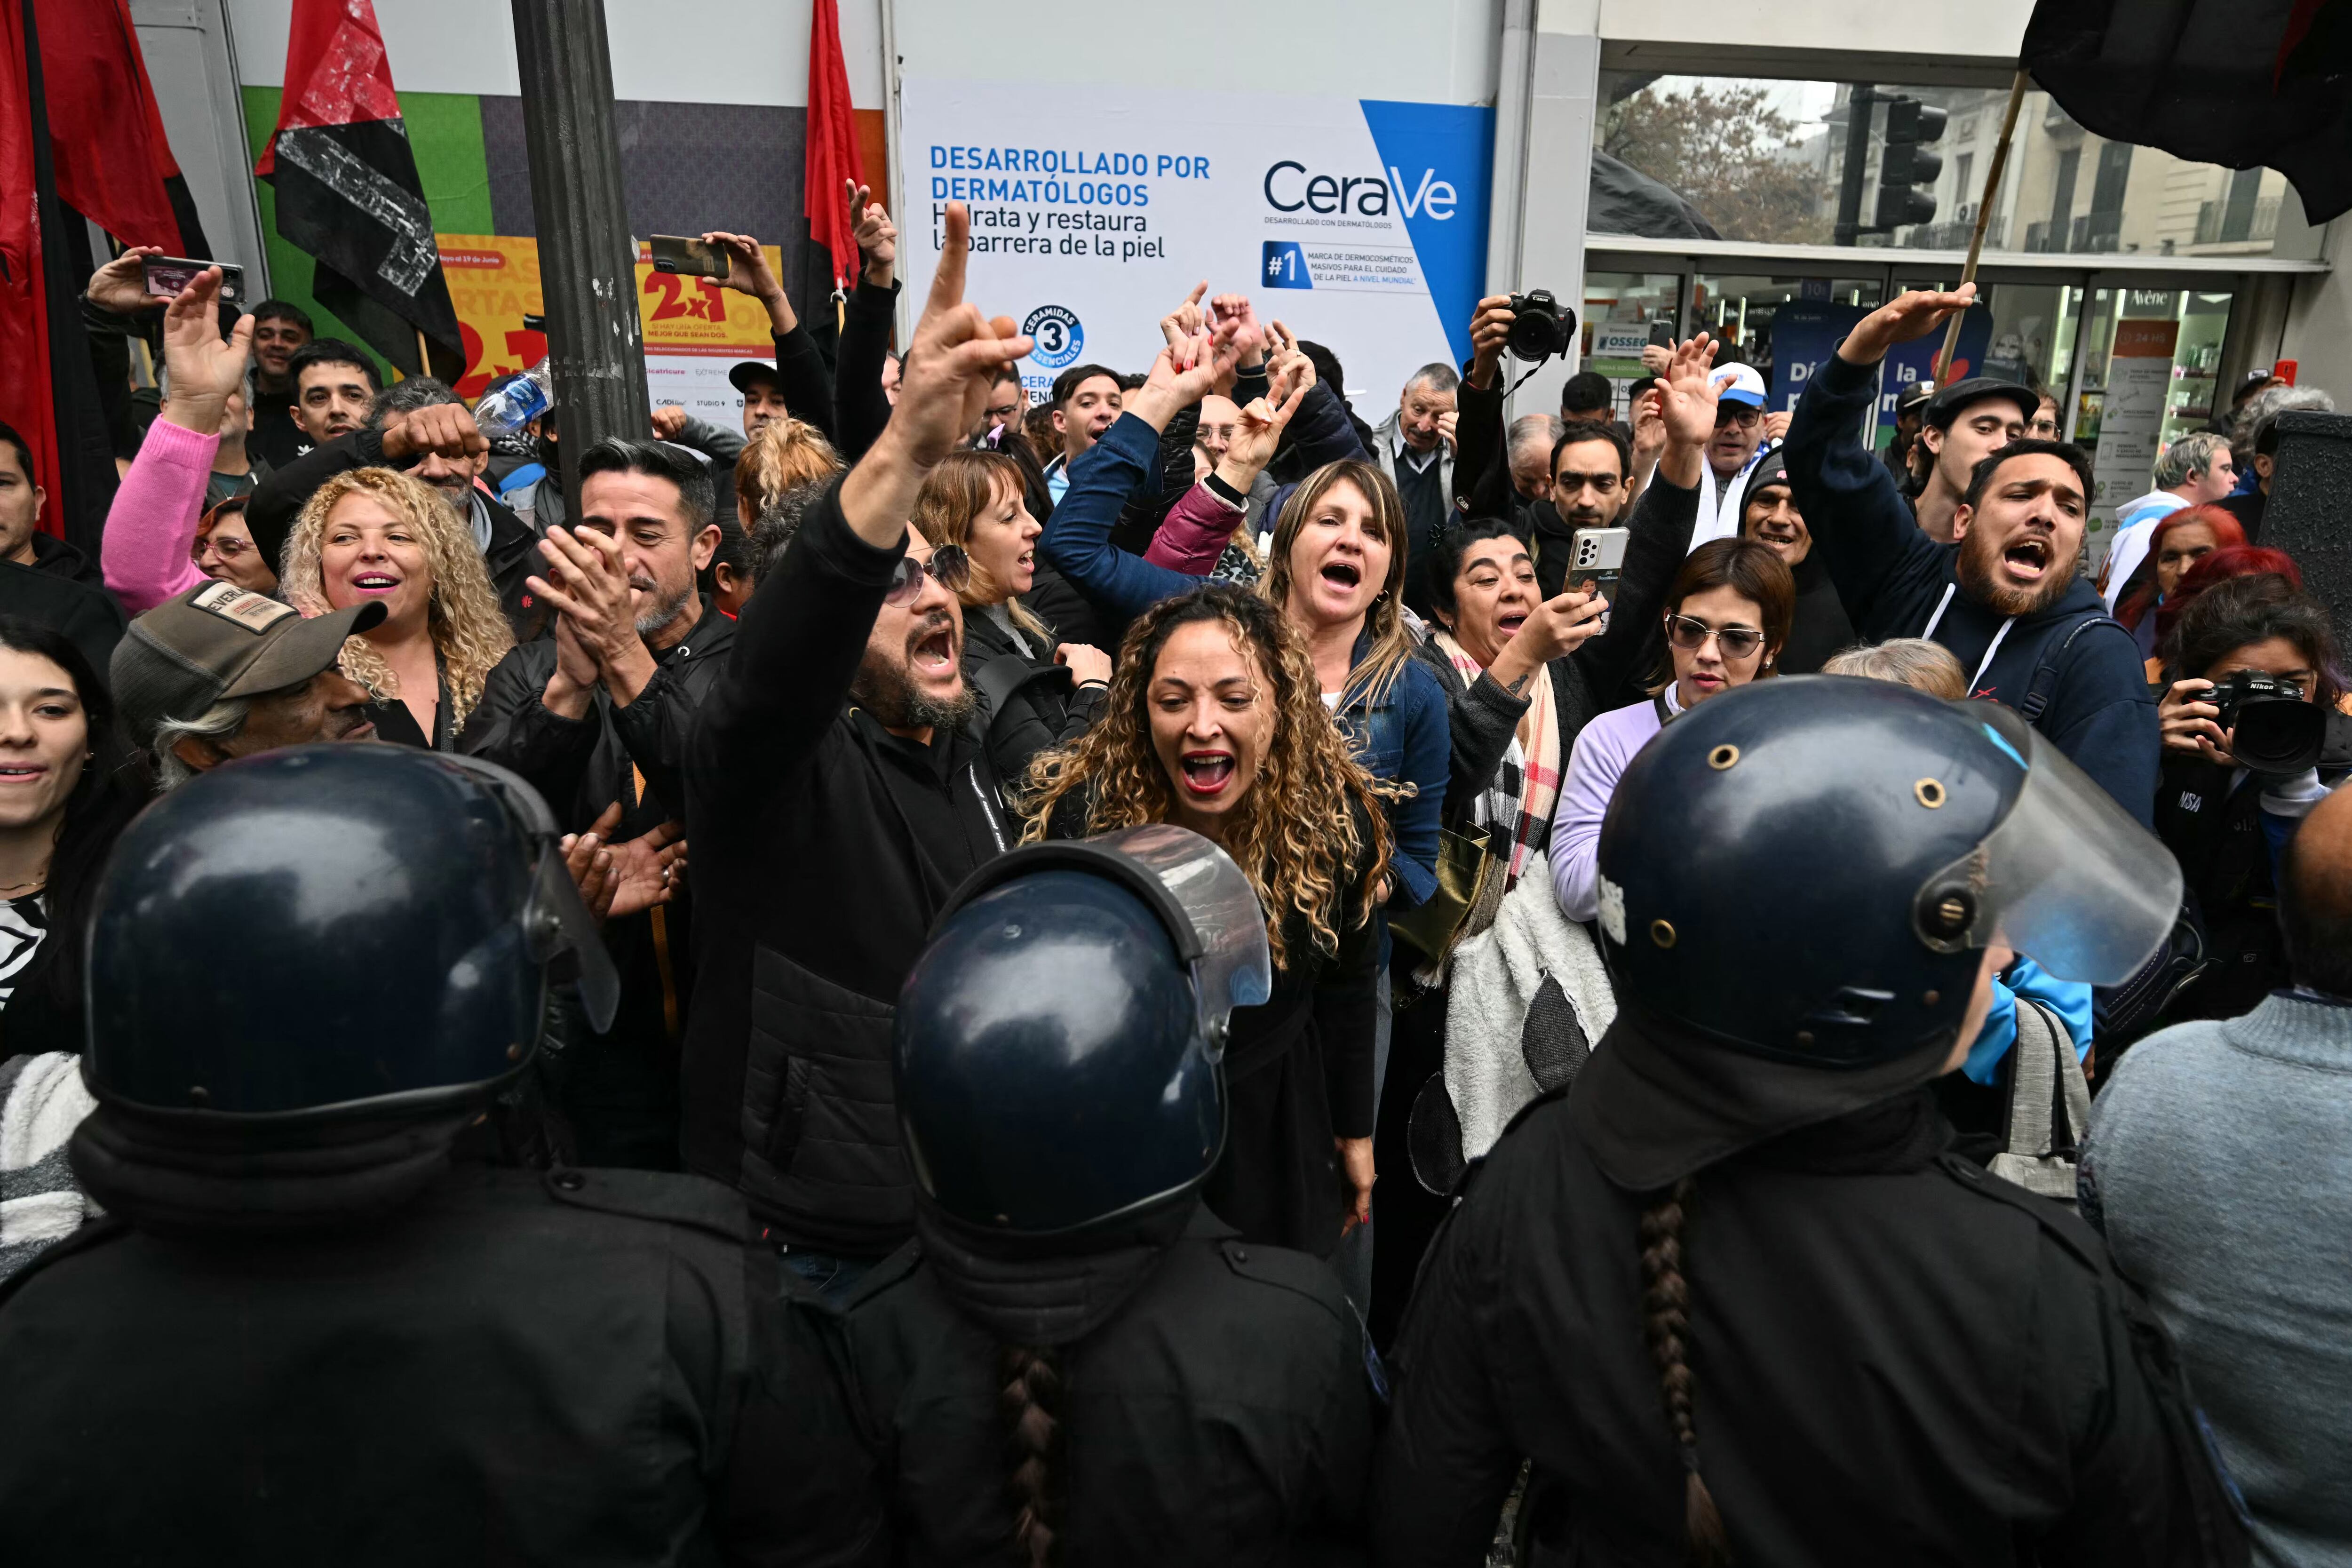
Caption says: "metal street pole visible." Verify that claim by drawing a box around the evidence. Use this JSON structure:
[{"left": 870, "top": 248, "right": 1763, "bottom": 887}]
[
  {"left": 510, "top": 0, "right": 648, "bottom": 502},
  {"left": 1833, "top": 86, "right": 1876, "bottom": 247}
]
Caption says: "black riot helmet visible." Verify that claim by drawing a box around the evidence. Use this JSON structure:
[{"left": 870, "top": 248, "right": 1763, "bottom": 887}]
[
  {"left": 895, "top": 825, "right": 1272, "bottom": 1236},
  {"left": 1574, "top": 677, "right": 2179, "bottom": 1188},
  {"left": 83, "top": 745, "right": 617, "bottom": 1122}
]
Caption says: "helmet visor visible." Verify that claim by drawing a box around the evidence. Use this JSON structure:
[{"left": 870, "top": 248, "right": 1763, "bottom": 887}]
[
  {"left": 1913, "top": 705, "right": 2181, "bottom": 986},
  {"left": 1092, "top": 824, "right": 1272, "bottom": 1051}
]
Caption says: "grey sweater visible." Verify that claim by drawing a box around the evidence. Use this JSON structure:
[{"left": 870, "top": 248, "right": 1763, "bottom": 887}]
[{"left": 2082, "top": 990, "right": 2352, "bottom": 1567}]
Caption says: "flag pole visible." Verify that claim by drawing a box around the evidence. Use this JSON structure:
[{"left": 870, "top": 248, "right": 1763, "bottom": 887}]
[
  {"left": 1933, "top": 68, "right": 2031, "bottom": 385},
  {"left": 416, "top": 327, "right": 431, "bottom": 382}
]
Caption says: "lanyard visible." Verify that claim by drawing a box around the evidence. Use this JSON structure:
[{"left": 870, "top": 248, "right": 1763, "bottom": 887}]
[{"left": 1920, "top": 583, "right": 2017, "bottom": 696}]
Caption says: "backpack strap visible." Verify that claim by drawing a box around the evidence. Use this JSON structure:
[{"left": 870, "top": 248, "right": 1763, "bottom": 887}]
[
  {"left": 2018, "top": 613, "right": 2128, "bottom": 725},
  {"left": 1987, "top": 998, "right": 2091, "bottom": 1206}
]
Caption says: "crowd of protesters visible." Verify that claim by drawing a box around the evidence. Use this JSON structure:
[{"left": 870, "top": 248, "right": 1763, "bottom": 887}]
[{"left": 0, "top": 181, "right": 2344, "bottom": 1567}]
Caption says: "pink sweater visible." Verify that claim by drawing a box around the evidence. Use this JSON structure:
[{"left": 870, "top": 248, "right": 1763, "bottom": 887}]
[
  {"left": 101, "top": 417, "right": 214, "bottom": 616},
  {"left": 1143, "top": 478, "right": 1245, "bottom": 576}
]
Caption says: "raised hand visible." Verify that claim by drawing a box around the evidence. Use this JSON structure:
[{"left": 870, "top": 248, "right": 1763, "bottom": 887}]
[
  {"left": 1838, "top": 284, "right": 1977, "bottom": 367},
  {"left": 1763, "top": 408, "right": 1792, "bottom": 443},
  {"left": 1265, "top": 319, "right": 1315, "bottom": 394},
  {"left": 1488, "top": 586, "right": 1608, "bottom": 691},
  {"left": 1654, "top": 334, "right": 1721, "bottom": 489},
  {"left": 846, "top": 182, "right": 897, "bottom": 284},
  {"left": 1208, "top": 293, "right": 1264, "bottom": 366},
  {"left": 87, "top": 246, "right": 167, "bottom": 316},
  {"left": 380, "top": 402, "right": 488, "bottom": 465},
  {"left": 843, "top": 202, "right": 1031, "bottom": 544},
  {"left": 1216, "top": 373, "right": 1311, "bottom": 488},
  {"left": 703, "top": 230, "right": 796, "bottom": 335},
  {"left": 1630, "top": 387, "right": 1667, "bottom": 463},
  {"left": 650, "top": 405, "right": 689, "bottom": 440},
  {"left": 156, "top": 268, "right": 253, "bottom": 437},
  {"left": 1160, "top": 281, "right": 1208, "bottom": 346},
  {"left": 1125, "top": 318, "right": 1241, "bottom": 433},
  {"left": 1466, "top": 294, "right": 1514, "bottom": 390}
]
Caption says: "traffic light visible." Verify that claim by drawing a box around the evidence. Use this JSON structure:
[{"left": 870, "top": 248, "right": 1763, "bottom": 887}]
[{"left": 1875, "top": 96, "right": 1947, "bottom": 231}]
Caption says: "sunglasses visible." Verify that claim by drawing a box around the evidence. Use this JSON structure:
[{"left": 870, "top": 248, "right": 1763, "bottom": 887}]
[
  {"left": 886, "top": 543, "right": 971, "bottom": 606},
  {"left": 1714, "top": 404, "right": 1762, "bottom": 429},
  {"left": 1666, "top": 613, "right": 1765, "bottom": 658}
]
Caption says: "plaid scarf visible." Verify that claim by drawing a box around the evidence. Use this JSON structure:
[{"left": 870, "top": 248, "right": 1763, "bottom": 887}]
[{"left": 1433, "top": 631, "right": 1561, "bottom": 885}]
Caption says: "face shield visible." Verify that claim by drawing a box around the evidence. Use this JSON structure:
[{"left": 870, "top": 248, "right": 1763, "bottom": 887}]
[
  {"left": 937, "top": 825, "right": 1272, "bottom": 1057},
  {"left": 1912, "top": 703, "right": 2181, "bottom": 986},
  {"left": 437, "top": 753, "right": 621, "bottom": 1034}
]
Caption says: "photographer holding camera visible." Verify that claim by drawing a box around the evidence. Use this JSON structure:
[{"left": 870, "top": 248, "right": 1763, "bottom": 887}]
[
  {"left": 2153, "top": 572, "right": 2351, "bottom": 1024},
  {"left": 1451, "top": 291, "right": 1581, "bottom": 526}
]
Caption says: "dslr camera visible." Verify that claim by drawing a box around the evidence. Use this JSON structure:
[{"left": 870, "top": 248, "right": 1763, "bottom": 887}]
[
  {"left": 2212, "top": 669, "right": 2325, "bottom": 774},
  {"left": 1507, "top": 289, "right": 1577, "bottom": 362}
]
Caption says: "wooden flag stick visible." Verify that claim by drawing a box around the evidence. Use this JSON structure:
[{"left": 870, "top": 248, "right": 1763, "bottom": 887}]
[
  {"left": 416, "top": 326, "right": 432, "bottom": 382},
  {"left": 1934, "top": 67, "right": 2032, "bottom": 384}
]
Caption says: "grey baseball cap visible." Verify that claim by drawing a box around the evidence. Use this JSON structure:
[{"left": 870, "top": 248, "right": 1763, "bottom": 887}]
[{"left": 111, "top": 581, "right": 385, "bottom": 749}]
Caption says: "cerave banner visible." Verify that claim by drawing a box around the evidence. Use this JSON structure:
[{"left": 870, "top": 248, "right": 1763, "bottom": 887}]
[
  {"left": 437, "top": 236, "right": 786, "bottom": 422},
  {"left": 899, "top": 80, "right": 1492, "bottom": 411}
]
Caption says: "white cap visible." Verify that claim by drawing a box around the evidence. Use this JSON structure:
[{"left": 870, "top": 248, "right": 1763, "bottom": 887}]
[{"left": 1708, "top": 363, "right": 1767, "bottom": 408}]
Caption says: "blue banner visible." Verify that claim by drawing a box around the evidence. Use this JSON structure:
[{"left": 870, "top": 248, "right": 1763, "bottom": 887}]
[{"left": 1770, "top": 301, "right": 1995, "bottom": 445}]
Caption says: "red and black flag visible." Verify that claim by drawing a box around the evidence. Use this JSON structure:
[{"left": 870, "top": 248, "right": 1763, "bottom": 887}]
[
  {"left": 2024, "top": 0, "right": 2352, "bottom": 222},
  {"left": 254, "top": 0, "right": 461, "bottom": 380},
  {"left": 40, "top": 0, "right": 211, "bottom": 258}
]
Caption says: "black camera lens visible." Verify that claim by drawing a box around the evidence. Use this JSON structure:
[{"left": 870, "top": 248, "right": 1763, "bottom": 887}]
[
  {"left": 1505, "top": 289, "right": 1576, "bottom": 363},
  {"left": 2216, "top": 671, "right": 2325, "bottom": 774}
]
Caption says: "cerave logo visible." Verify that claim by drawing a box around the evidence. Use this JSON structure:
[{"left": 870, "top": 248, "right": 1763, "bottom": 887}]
[
  {"left": 1260, "top": 160, "right": 1459, "bottom": 219},
  {"left": 1023, "top": 305, "right": 1084, "bottom": 370}
]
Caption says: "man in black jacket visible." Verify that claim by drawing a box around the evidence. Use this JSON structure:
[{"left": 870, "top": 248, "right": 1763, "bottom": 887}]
[
  {"left": 0, "top": 422, "right": 124, "bottom": 672},
  {"left": 247, "top": 387, "right": 551, "bottom": 644},
  {"left": 682, "top": 201, "right": 1026, "bottom": 1298},
  {"left": 463, "top": 438, "right": 725, "bottom": 1168},
  {"left": 1782, "top": 284, "right": 2159, "bottom": 825}
]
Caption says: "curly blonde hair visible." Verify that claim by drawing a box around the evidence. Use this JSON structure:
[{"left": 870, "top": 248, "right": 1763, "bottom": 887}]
[
  {"left": 1019, "top": 583, "right": 1395, "bottom": 971},
  {"left": 278, "top": 467, "right": 514, "bottom": 733},
  {"left": 911, "top": 449, "right": 1053, "bottom": 645},
  {"left": 1257, "top": 460, "right": 1415, "bottom": 709},
  {"left": 734, "top": 417, "right": 843, "bottom": 519}
]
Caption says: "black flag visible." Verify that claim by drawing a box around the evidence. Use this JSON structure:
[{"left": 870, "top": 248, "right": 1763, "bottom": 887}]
[
  {"left": 2024, "top": 0, "right": 2352, "bottom": 223},
  {"left": 253, "top": 0, "right": 462, "bottom": 380}
]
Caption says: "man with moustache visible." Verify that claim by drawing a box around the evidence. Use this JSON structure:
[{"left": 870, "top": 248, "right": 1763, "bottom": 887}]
[
  {"left": 1736, "top": 450, "right": 1851, "bottom": 674},
  {"left": 460, "top": 438, "right": 730, "bottom": 1169},
  {"left": 680, "top": 202, "right": 1023, "bottom": 1301},
  {"left": 1783, "top": 285, "right": 2158, "bottom": 823}
]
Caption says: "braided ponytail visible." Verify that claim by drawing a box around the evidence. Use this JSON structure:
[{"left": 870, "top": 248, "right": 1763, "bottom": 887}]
[
  {"left": 1639, "top": 1177, "right": 1732, "bottom": 1567},
  {"left": 999, "top": 1344, "right": 1065, "bottom": 1567}
]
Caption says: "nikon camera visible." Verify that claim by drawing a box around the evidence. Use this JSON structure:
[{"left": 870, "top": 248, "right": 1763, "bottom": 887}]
[{"left": 2213, "top": 670, "right": 2326, "bottom": 775}]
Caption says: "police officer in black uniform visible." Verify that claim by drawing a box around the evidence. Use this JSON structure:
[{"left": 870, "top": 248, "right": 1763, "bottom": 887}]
[
  {"left": 0, "top": 746, "right": 801, "bottom": 1564},
  {"left": 1373, "top": 678, "right": 2242, "bottom": 1566},
  {"left": 787, "top": 827, "right": 1375, "bottom": 1565}
]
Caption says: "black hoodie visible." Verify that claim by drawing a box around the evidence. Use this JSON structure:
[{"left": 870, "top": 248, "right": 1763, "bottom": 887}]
[{"left": 1784, "top": 352, "right": 2158, "bottom": 824}]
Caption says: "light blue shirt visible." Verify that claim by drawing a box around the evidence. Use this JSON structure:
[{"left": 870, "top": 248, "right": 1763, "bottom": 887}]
[{"left": 1961, "top": 955, "right": 2094, "bottom": 1086}]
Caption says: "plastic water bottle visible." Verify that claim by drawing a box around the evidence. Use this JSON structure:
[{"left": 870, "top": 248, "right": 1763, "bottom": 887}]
[{"left": 474, "top": 361, "right": 553, "bottom": 438}]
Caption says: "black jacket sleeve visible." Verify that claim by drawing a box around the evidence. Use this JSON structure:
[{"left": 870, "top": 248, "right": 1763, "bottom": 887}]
[
  {"left": 1371, "top": 1183, "right": 1521, "bottom": 1564},
  {"left": 247, "top": 426, "right": 389, "bottom": 572},
  {"left": 457, "top": 645, "right": 600, "bottom": 825},
  {"left": 608, "top": 661, "right": 704, "bottom": 823},
  {"left": 772, "top": 322, "right": 838, "bottom": 446},
  {"left": 1318, "top": 872, "right": 1381, "bottom": 1142},
  {"left": 1781, "top": 350, "right": 1946, "bottom": 637},
  {"left": 1570, "top": 469, "right": 1702, "bottom": 712},
  {"left": 1451, "top": 378, "right": 1510, "bottom": 519},
  {"left": 834, "top": 279, "right": 900, "bottom": 462},
  {"left": 691, "top": 475, "right": 901, "bottom": 805}
]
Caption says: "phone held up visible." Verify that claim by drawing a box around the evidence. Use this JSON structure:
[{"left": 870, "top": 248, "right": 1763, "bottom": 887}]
[
  {"left": 647, "top": 235, "right": 729, "bottom": 279},
  {"left": 143, "top": 256, "right": 244, "bottom": 304},
  {"left": 1569, "top": 525, "right": 1629, "bottom": 605}
]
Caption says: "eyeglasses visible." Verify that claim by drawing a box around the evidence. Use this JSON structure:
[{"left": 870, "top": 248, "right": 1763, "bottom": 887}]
[
  {"left": 1666, "top": 613, "right": 1765, "bottom": 658},
  {"left": 1714, "top": 405, "right": 1762, "bottom": 430},
  {"left": 195, "top": 535, "right": 254, "bottom": 562},
  {"left": 886, "top": 543, "right": 970, "bottom": 606}
]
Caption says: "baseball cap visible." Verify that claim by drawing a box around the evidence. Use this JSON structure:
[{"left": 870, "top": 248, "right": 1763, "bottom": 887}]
[
  {"left": 1894, "top": 379, "right": 1937, "bottom": 415},
  {"left": 1708, "top": 364, "right": 1767, "bottom": 408},
  {"left": 1923, "top": 377, "right": 2039, "bottom": 430},
  {"left": 727, "top": 360, "right": 783, "bottom": 396},
  {"left": 111, "top": 581, "right": 386, "bottom": 750}
]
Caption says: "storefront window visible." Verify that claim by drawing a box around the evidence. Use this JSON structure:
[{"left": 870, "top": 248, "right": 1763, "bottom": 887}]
[
  {"left": 1580, "top": 271, "right": 1683, "bottom": 418},
  {"left": 1595, "top": 73, "right": 2302, "bottom": 260},
  {"left": 1687, "top": 274, "right": 1884, "bottom": 407},
  {"left": 2069, "top": 287, "right": 2235, "bottom": 566}
]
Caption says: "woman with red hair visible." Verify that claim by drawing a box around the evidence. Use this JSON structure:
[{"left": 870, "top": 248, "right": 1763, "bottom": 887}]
[
  {"left": 2114, "top": 504, "right": 2245, "bottom": 661},
  {"left": 2140, "top": 545, "right": 2303, "bottom": 685}
]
